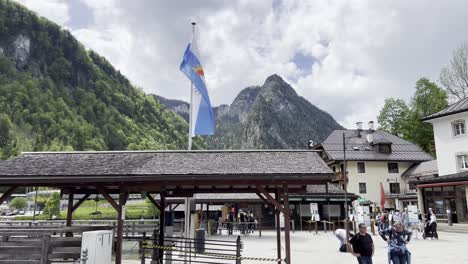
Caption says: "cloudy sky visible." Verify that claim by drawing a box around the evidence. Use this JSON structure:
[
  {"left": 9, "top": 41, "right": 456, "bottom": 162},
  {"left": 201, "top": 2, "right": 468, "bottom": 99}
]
[{"left": 15, "top": 0, "right": 468, "bottom": 128}]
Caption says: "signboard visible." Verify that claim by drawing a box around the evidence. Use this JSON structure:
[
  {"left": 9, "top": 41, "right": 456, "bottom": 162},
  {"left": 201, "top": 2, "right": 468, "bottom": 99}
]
[
  {"left": 310, "top": 203, "right": 320, "bottom": 221},
  {"left": 408, "top": 205, "right": 419, "bottom": 224},
  {"left": 357, "top": 206, "right": 370, "bottom": 225}
]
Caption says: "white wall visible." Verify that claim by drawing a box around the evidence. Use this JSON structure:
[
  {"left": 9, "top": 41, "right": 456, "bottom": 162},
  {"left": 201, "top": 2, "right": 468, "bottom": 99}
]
[
  {"left": 334, "top": 161, "right": 413, "bottom": 209},
  {"left": 428, "top": 112, "right": 468, "bottom": 176}
]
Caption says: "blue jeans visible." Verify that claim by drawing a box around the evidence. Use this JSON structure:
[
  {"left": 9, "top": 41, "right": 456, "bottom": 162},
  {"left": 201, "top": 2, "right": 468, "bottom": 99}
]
[
  {"left": 357, "top": 256, "right": 373, "bottom": 264},
  {"left": 391, "top": 254, "right": 407, "bottom": 264},
  {"left": 336, "top": 234, "right": 345, "bottom": 247}
]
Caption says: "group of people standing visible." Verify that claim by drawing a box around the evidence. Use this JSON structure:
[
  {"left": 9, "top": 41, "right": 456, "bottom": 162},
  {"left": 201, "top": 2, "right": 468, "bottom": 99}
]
[
  {"left": 335, "top": 207, "right": 439, "bottom": 264},
  {"left": 226, "top": 209, "right": 256, "bottom": 235},
  {"left": 376, "top": 208, "right": 411, "bottom": 232}
]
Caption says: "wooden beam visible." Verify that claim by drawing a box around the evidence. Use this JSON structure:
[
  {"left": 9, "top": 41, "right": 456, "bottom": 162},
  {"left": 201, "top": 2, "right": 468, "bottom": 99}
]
[
  {"left": 96, "top": 185, "right": 119, "bottom": 211},
  {"left": 66, "top": 192, "right": 74, "bottom": 227},
  {"left": 283, "top": 184, "right": 292, "bottom": 264},
  {"left": 170, "top": 203, "right": 180, "bottom": 212},
  {"left": 71, "top": 193, "right": 91, "bottom": 212},
  {"left": 275, "top": 189, "right": 282, "bottom": 261},
  {"left": 256, "top": 185, "right": 285, "bottom": 214},
  {"left": 0, "top": 186, "right": 18, "bottom": 205},
  {"left": 115, "top": 190, "right": 128, "bottom": 264},
  {"left": 146, "top": 193, "right": 162, "bottom": 211},
  {"left": 255, "top": 191, "right": 277, "bottom": 213}
]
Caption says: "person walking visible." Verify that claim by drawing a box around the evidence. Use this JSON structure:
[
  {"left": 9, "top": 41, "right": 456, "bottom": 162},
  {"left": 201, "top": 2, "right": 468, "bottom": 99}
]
[
  {"left": 348, "top": 223, "right": 374, "bottom": 264},
  {"left": 335, "top": 228, "right": 352, "bottom": 252},
  {"left": 381, "top": 211, "right": 389, "bottom": 231},
  {"left": 380, "top": 221, "right": 412, "bottom": 264},
  {"left": 423, "top": 208, "right": 438, "bottom": 239},
  {"left": 376, "top": 212, "right": 382, "bottom": 232},
  {"left": 227, "top": 211, "right": 234, "bottom": 235},
  {"left": 402, "top": 208, "right": 410, "bottom": 230},
  {"left": 393, "top": 210, "right": 402, "bottom": 223}
]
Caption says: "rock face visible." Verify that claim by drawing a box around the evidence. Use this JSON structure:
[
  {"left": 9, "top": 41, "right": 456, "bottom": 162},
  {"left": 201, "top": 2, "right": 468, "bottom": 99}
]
[
  {"left": 158, "top": 74, "right": 343, "bottom": 149},
  {"left": 10, "top": 34, "right": 30, "bottom": 68}
]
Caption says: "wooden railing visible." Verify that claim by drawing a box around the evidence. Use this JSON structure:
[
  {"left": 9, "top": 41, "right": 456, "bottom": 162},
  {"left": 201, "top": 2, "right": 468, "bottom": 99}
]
[
  {"left": 0, "top": 219, "right": 184, "bottom": 238},
  {"left": 0, "top": 226, "right": 107, "bottom": 264}
]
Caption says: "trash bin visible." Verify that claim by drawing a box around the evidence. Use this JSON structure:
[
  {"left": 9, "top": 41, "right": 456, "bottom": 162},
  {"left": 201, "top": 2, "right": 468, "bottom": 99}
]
[{"left": 194, "top": 228, "right": 205, "bottom": 253}]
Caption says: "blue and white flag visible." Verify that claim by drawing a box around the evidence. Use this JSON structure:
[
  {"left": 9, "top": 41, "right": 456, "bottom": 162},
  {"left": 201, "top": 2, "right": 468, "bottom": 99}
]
[{"left": 179, "top": 33, "right": 215, "bottom": 136}]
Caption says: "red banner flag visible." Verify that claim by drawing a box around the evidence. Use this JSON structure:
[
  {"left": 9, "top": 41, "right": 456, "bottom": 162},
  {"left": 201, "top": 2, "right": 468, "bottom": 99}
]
[{"left": 380, "top": 182, "right": 386, "bottom": 209}]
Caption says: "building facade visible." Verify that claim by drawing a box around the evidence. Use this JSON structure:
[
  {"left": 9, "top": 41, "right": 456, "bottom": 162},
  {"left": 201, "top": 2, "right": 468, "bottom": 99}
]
[
  {"left": 314, "top": 122, "right": 433, "bottom": 213},
  {"left": 411, "top": 98, "right": 468, "bottom": 223}
]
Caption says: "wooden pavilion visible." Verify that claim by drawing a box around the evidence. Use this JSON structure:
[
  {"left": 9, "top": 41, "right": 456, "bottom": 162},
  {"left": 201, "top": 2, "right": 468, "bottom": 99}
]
[{"left": 0, "top": 150, "right": 333, "bottom": 264}]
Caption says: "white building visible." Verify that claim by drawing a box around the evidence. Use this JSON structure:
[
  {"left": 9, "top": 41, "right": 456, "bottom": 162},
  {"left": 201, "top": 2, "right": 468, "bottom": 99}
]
[
  {"left": 314, "top": 121, "right": 433, "bottom": 213},
  {"left": 410, "top": 98, "right": 468, "bottom": 223},
  {"left": 423, "top": 99, "right": 468, "bottom": 175}
]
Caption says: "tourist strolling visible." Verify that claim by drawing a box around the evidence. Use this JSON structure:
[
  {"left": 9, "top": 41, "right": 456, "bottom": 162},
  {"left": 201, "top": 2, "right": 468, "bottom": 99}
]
[
  {"left": 348, "top": 223, "right": 374, "bottom": 264},
  {"left": 227, "top": 211, "right": 234, "bottom": 235},
  {"left": 380, "top": 221, "right": 412, "bottom": 264},
  {"left": 402, "top": 208, "right": 411, "bottom": 230},
  {"left": 423, "top": 208, "right": 438, "bottom": 239}
]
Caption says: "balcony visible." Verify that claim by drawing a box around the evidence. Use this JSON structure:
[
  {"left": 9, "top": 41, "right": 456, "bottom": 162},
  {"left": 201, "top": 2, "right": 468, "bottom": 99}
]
[{"left": 332, "top": 171, "right": 348, "bottom": 183}]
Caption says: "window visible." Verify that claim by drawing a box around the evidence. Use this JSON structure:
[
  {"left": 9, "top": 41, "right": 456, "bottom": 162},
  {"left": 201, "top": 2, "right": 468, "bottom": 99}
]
[
  {"left": 378, "top": 143, "right": 392, "bottom": 153},
  {"left": 359, "top": 183, "right": 367, "bottom": 194},
  {"left": 453, "top": 120, "right": 466, "bottom": 136},
  {"left": 357, "top": 162, "right": 366, "bottom": 173},
  {"left": 332, "top": 166, "right": 336, "bottom": 172},
  {"left": 388, "top": 163, "right": 399, "bottom": 173},
  {"left": 457, "top": 154, "right": 468, "bottom": 170},
  {"left": 389, "top": 183, "right": 400, "bottom": 194}
]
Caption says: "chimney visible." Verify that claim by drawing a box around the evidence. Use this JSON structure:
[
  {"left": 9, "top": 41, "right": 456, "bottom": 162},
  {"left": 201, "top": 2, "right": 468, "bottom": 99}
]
[
  {"left": 356, "top": 122, "right": 363, "bottom": 131},
  {"left": 368, "top": 121, "right": 375, "bottom": 131}
]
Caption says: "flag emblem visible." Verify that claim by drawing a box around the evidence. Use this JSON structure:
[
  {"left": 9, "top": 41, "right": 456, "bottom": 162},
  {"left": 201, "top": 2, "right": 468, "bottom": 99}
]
[{"left": 193, "top": 65, "right": 204, "bottom": 77}]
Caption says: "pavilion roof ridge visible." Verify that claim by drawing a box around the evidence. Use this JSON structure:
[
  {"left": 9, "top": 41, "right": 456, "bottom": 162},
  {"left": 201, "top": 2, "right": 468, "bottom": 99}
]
[{"left": 21, "top": 149, "right": 320, "bottom": 155}]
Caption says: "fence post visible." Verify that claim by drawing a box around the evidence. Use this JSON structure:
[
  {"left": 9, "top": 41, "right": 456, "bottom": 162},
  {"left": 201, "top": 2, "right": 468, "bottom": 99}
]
[
  {"left": 40, "top": 234, "right": 50, "bottom": 264},
  {"left": 151, "top": 228, "right": 158, "bottom": 262},
  {"left": 140, "top": 232, "right": 146, "bottom": 264},
  {"left": 236, "top": 236, "right": 241, "bottom": 264}
]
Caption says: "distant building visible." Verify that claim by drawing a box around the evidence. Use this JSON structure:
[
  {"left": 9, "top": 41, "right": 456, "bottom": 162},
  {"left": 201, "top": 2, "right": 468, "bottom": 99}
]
[
  {"left": 313, "top": 121, "right": 433, "bottom": 212},
  {"left": 410, "top": 98, "right": 468, "bottom": 223}
]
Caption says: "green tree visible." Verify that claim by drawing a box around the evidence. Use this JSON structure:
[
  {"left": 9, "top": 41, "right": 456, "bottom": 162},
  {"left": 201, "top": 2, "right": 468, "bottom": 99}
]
[
  {"left": 377, "top": 78, "right": 448, "bottom": 156},
  {"left": 43, "top": 192, "right": 61, "bottom": 220},
  {"left": 377, "top": 98, "right": 410, "bottom": 137},
  {"left": 9, "top": 197, "right": 27, "bottom": 210},
  {"left": 406, "top": 78, "right": 448, "bottom": 155},
  {"left": 145, "top": 196, "right": 159, "bottom": 219}
]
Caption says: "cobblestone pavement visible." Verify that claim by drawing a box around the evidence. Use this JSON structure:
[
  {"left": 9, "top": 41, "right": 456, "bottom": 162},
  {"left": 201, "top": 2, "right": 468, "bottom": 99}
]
[{"left": 123, "top": 230, "right": 468, "bottom": 264}]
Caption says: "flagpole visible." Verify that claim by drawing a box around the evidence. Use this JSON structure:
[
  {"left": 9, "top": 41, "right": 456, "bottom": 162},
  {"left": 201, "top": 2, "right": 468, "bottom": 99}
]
[
  {"left": 343, "top": 132, "right": 349, "bottom": 241},
  {"left": 184, "top": 22, "right": 196, "bottom": 261},
  {"left": 188, "top": 22, "right": 196, "bottom": 151}
]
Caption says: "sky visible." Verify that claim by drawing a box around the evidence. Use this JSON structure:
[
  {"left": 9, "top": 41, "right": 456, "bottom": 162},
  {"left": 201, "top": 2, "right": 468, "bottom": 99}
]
[{"left": 14, "top": 0, "right": 468, "bottom": 128}]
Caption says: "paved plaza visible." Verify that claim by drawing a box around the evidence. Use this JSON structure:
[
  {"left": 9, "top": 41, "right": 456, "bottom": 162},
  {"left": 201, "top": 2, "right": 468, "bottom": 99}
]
[{"left": 124, "top": 229, "right": 468, "bottom": 264}]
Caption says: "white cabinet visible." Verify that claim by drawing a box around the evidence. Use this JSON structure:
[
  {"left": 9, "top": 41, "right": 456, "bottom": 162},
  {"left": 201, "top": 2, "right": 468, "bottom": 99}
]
[{"left": 81, "top": 230, "right": 113, "bottom": 264}]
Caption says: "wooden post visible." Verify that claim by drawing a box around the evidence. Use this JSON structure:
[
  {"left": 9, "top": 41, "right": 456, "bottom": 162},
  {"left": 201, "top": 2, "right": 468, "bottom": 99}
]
[
  {"left": 66, "top": 191, "right": 74, "bottom": 237},
  {"left": 40, "top": 234, "right": 50, "bottom": 264},
  {"left": 274, "top": 190, "right": 282, "bottom": 261},
  {"left": 116, "top": 191, "right": 128, "bottom": 264},
  {"left": 283, "top": 184, "right": 291, "bottom": 264},
  {"left": 158, "top": 192, "right": 166, "bottom": 263},
  {"left": 236, "top": 236, "right": 242, "bottom": 264}
]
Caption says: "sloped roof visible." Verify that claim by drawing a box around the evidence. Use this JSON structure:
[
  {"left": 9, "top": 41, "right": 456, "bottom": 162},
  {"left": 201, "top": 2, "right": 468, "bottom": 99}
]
[
  {"left": 315, "top": 130, "right": 433, "bottom": 162},
  {"left": 408, "top": 170, "right": 468, "bottom": 185},
  {"left": 402, "top": 160, "right": 438, "bottom": 178},
  {"left": 422, "top": 97, "right": 468, "bottom": 121},
  {"left": 0, "top": 150, "right": 332, "bottom": 185}
]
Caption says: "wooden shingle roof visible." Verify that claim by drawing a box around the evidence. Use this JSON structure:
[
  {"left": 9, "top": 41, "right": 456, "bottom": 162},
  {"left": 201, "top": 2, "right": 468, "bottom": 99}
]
[{"left": 0, "top": 150, "right": 333, "bottom": 188}]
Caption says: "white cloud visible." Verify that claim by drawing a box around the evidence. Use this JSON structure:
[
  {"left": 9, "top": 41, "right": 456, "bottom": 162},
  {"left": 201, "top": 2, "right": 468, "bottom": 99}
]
[
  {"left": 15, "top": 0, "right": 70, "bottom": 26},
  {"left": 15, "top": 0, "right": 468, "bottom": 128}
]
